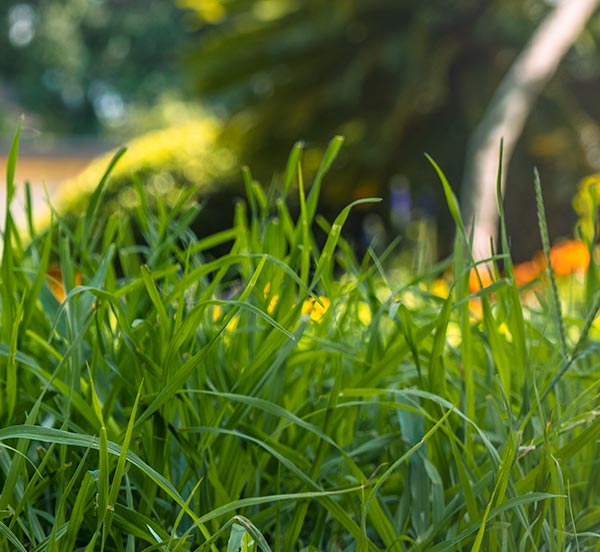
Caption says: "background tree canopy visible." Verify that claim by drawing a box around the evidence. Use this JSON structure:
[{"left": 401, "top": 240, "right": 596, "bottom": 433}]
[
  {"left": 0, "top": 0, "right": 193, "bottom": 135},
  {"left": 2, "top": 0, "right": 600, "bottom": 259},
  {"left": 180, "top": 0, "right": 600, "bottom": 258}
]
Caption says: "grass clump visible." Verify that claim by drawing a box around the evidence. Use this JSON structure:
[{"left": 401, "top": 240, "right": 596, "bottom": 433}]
[{"left": 1, "top": 125, "right": 600, "bottom": 551}]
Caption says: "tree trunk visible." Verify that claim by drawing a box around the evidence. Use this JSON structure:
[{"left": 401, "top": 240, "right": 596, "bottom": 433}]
[{"left": 460, "top": 0, "right": 600, "bottom": 261}]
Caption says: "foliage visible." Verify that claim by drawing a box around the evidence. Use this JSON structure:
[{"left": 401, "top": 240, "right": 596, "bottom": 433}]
[
  {"left": 180, "top": 0, "right": 600, "bottom": 252},
  {"left": 0, "top": 0, "right": 193, "bottom": 134},
  {"left": 45, "top": 115, "right": 239, "bottom": 235},
  {"left": 3, "top": 128, "right": 600, "bottom": 550}
]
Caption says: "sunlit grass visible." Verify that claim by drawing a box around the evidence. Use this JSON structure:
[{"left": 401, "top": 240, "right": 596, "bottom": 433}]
[{"left": 1, "top": 125, "right": 600, "bottom": 551}]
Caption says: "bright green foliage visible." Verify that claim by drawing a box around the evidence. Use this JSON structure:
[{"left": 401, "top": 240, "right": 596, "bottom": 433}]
[{"left": 1, "top": 129, "right": 600, "bottom": 550}]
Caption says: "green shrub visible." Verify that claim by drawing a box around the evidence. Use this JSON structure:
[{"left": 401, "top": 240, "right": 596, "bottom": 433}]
[{"left": 44, "top": 116, "right": 242, "bottom": 237}]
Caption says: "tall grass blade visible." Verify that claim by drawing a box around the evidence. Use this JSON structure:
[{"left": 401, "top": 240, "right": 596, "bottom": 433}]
[{"left": 534, "top": 168, "right": 568, "bottom": 360}]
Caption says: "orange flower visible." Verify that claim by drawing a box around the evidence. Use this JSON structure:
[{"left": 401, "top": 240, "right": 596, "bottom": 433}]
[
  {"left": 513, "top": 259, "right": 544, "bottom": 287},
  {"left": 469, "top": 267, "right": 495, "bottom": 293},
  {"left": 545, "top": 240, "right": 590, "bottom": 276},
  {"left": 469, "top": 298, "right": 483, "bottom": 320},
  {"left": 46, "top": 265, "right": 82, "bottom": 303}
]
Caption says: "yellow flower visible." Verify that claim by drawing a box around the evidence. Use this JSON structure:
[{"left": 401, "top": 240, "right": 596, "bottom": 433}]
[
  {"left": 302, "top": 296, "right": 330, "bottom": 322},
  {"left": 267, "top": 295, "right": 279, "bottom": 314},
  {"left": 430, "top": 278, "right": 450, "bottom": 298},
  {"left": 357, "top": 302, "right": 372, "bottom": 325},
  {"left": 211, "top": 304, "right": 239, "bottom": 331},
  {"left": 225, "top": 316, "right": 239, "bottom": 332},
  {"left": 212, "top": 304, "right": 222, "bottom": 322}
]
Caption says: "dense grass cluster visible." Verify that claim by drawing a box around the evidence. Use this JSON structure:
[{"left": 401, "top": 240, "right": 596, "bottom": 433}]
[{"left": 2, "top": 126, "right": 600, "bottom": 551}]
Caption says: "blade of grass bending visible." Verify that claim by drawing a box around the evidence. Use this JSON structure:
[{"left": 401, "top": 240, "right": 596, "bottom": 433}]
[
  {"left": 309, "top": 198, "right": 382, "bottom": 290},
  {"left": 425, "top": 153, "right": 467, "bottom": 243},
  {"left": 227, "top": 522, "right": 249, "bottom": 552},
  {"left": 534, "top": 168, "right": 568, "bottom": 360},
  {"left": 141, "top": 264, "right": 171, "bottom": 347},
  {"left": 425, "top": 155, "right": 477, "bottom": 439},
  {"left": 229, "top": 516, "right": 272, "bottom": 552},
  {"left": 215, "top": 300, "right": 295, "bottom": 340},
  {"left": 282, "top": 141, "right": 303, "bottom": 195},
  {"left": 304, "top": 136, "right": 344, "bottom": 224}
]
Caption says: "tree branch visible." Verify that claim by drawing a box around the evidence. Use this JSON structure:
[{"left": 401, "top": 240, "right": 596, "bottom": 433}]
[{"left": 460, "top": 0, "right": 600, "bottom": 260}]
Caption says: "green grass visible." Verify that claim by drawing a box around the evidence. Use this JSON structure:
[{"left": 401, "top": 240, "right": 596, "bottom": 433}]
[{"left": 2, "top": 125, "right": 600, "bottom": 551}]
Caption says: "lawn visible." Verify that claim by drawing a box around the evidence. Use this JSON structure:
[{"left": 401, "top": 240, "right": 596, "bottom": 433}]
[{"left": 1, "top": 126, "right": 600, "bottom": 551}]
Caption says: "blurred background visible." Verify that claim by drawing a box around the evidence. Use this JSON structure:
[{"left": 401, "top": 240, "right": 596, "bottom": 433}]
[{"left": 1, "top": 0, "right": 600, "bottom": 262}]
